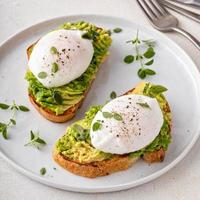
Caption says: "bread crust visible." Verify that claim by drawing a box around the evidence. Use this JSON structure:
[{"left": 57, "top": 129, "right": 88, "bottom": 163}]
[
  {"left": 53, "top": 149, "right": 138, "bottom": 178},
  {"left": 26, "top": 43, "right": 106, "bottom": 123},
  {"left": 53, "top": 85, "right": 172, "bottom": 177},
  {"left": 143, "top": 148, "right": 165, "bottom": 163},
  {"left": 29, "top": 94, "right": 84, "bottom": 123}
]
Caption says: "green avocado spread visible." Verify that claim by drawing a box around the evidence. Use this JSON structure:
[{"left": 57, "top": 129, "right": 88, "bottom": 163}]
[
  {"left": 25, "top": 21, "right": 112, "bottom": 115},
  {"left": 56, "top": 83, "right": 172, "bottom": 164}
]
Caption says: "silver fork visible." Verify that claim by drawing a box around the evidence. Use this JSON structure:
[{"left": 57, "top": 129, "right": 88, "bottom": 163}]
[{"left": 137, "top": 0, "right": 200, "bottom": 50}]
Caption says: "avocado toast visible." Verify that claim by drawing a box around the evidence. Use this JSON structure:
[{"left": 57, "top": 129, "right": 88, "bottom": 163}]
[
  {"left": 53, "top": 82, "right": 172, "bottom": 178},
  {"left": 25, "top": 21, "right": 112, "bottom": 122}
]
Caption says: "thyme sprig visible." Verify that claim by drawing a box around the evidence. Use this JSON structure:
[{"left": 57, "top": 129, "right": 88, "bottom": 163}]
[
  {"left": 24, "top": 130, "right": 46, "bottom": 149},
  {"left": 0, "top": 101, "right": 29, "bottom": 139},
  {"left": 124, "top": 30, "right": 156, "bottom": 79}
]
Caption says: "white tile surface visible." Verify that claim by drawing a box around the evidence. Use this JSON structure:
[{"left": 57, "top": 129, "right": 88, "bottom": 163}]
[{"left": 1, "top": 0, "right": 200, "bottom": 199}]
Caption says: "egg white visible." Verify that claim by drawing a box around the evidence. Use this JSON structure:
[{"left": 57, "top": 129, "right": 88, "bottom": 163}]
[
  {"left": 28, "top": 29, "right": 94, "bottom": 88},
  {"left": 90, "top": 94, "right": 164, "bottom": 154}
]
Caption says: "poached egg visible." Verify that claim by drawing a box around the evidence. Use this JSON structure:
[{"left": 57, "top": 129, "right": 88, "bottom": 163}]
[
  {"left": 28, "top": 29, "right": 94, "bottom": 88},
  {"left": 90, "top": 94, "right": 164, "bottom": 154}
]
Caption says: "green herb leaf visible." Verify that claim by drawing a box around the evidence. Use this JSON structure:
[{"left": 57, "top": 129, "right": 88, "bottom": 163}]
[
  {"left": 0, "top": 123, "right": 8, "bottom": 139},
  {"left": 138, "top": 68, "right": 146, "bottom": 79},
  {"left": 102, "top": 112, "right": 113, "bottom": 118},
  {"left": 82, "top": 32, "right": 93, "bottom": 40},
  {"left": 50, "top": 46, "right": 58, "bottom": 54},
  {"left": 113, "top": 113, "right": 123, "bottom": 121},
  {"left": 53, "top": 92, "right": 63, "bottom": 105},
  {"left": 18, "top": 105, "right": 30, "bottom": 112},
  {"left": 150, "top": 85, "right": 168, "bottom": 95},
  {"left": 0, "top": 123, "right": 6, "bottom": 132},
  {"left": 113, "top": 28, "right": 122, "bottom": 33},
  {"left": 135, "top": 55, "right": 143, "bottom": 60},
  {"left": 0, "top": 101, "right": 29, "bottom": 140},
  {"left": 82, "top": 32, "right": 91, "bottom": 39},
  {"left": 2, "top": 127, "right": 8, "bottom": 140},
  {"left": 82, "top": 30, "right": 99, "bottom": 40},
  {"left": 145, "top": 59, "right": 154, "bottom": 66},
  {"left": 10, "top": 119, "right": 16, "bottom": 125},
  {"left": 144, "top": 68, "right": 156, "bottom": 75},
  {"left": 126, "top": 31, "right": 156, "bottom": 80},
  {"left": 24, "top": 130, "right": 46, "bottom": 148},
  {"left": 40, "top": 167, "right": 46, "bottom": 175},
  {"left": 137, "top": 102, "right": 150, "bottom": 109},
  {"left": 132, "top": 38, "right": 141, "bottom": 44},
  {"left": 30, "top": 130, "right": 34, "bottom": 140},
  {"left": 0, "top": 103, "right": 10, "bottom": 110},
  {"left": 132, "top": 39, "right": 137, "bottom": 44},
  {"left": 124, "top": 55, "right": 134, "bottom": 64},
  {"left": 92, "top": 122, "right": 102, "bottom": 131},
  {"left": 11, "top": 105, "right": 18, "bottom": 110},
  {"left": 38, "top": 72, "right": 48, "bottom": 79},
  {"left": 110, "top": 91, "right": 117, "bottom": 99},
  {"left": 35, "top": 138, "right": 46, "bottom": 144},
  {"left": 51, "top": 62, "right": 59, "bottom": 73},
  {"left": 143, "top": 47, "right": 155, "bottom": 58}
]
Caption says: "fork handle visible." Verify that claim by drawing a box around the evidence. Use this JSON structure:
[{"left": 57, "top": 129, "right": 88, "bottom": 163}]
[{"left": 172, "top": 27, "right": 200, "bottom": 50}]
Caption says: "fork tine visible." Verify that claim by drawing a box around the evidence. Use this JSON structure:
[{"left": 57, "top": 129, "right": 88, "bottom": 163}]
[
  {"left": 150, "top": 0, "right": 169, "bottom": 15},
  {"left": 149, "top": 0, "right": 163, "bottom": 16},
  {"left": 137, "top": 0, "right": 157, "bottom": 20}
]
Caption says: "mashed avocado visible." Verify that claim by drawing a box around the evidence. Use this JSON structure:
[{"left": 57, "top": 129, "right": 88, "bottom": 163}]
[
  {"left": 56, "top": 83, "right": 172, "bottom": 164},
  {"left": 56, "top": 105, "right": 113, "bottom": 163},
  {"left": 25, "top": 21, "right": 112, "bottom": 115}
]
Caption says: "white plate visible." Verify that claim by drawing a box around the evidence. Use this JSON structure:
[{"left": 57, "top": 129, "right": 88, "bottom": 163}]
[{"left": 1, "top": 15, "right": 200, "bottom": 193}]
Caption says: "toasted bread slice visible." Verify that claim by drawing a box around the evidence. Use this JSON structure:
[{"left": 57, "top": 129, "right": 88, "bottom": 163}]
[
  {"left": 53, "top": 149, "right": 138, "bottom": 178},
  {"left": 53, "top": 148, "right": 165, "bottom": 178},
  {"left": 53, "top": 83, "right": 171, "bottom": 178},
  {"left": 26, "top": 44, "right": 107, "bottom": 123}
]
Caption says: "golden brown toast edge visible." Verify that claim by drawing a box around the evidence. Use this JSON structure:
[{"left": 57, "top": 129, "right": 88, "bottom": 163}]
[{"left": 53, "top": 149, "right": 138, "bottom": 178}]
